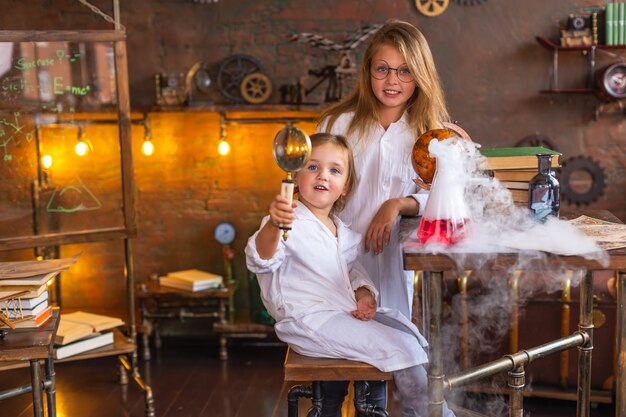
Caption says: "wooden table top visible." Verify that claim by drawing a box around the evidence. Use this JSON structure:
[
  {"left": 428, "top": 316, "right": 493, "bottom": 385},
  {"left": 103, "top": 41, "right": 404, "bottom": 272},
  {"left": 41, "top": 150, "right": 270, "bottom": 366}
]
[
  {"left": 402, "top": 210, "right": 626, "bottom": 271},
  {"left": 0, "top": 308, "right": 59, "bottom": 362}
]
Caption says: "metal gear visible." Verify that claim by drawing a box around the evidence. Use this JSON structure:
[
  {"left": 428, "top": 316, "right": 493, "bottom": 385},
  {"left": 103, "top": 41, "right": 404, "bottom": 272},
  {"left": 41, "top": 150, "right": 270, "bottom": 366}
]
[
  {"left": 217, "top": 55, "right": 265, "bottom": 103},
  {"left": 415, "top": 0, "right": 449, "bottom": 17},
  {"left": 455, "top": 0, "right": 487, "bottom": 5},
  {"left": 240, "top": 72, "right": 272, "bottom": 104},
  {"left": 558, "top": 156, "right": 606, "bottom": 205},
  {"left": 515, "top": 133, "right": 557, "bottom": 151}
]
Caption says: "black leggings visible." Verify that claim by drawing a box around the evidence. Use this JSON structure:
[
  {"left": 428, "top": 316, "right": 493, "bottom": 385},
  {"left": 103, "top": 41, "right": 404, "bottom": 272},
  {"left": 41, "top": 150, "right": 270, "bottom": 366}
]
[{"left": 320, "top": 380, "right": 387, "bottom": 417}]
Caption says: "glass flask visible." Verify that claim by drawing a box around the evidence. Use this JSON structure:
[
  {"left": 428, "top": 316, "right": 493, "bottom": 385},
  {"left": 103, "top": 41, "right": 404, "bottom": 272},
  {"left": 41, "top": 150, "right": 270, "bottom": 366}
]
[
  {"left": 248, "top": 271, "right": 275, "bottom": 326},
  {"left": 528, "top": 153, "right": 560, "bottom": 222},
  {"left": 417, "top": 138, "right": 471, "bottom": 245}
]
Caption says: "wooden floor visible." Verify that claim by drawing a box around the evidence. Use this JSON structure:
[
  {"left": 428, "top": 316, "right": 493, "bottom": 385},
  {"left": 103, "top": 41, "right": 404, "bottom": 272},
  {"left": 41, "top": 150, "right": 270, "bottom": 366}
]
[{"left": 0, "top": 338, "right": 617, "bottom": 417}]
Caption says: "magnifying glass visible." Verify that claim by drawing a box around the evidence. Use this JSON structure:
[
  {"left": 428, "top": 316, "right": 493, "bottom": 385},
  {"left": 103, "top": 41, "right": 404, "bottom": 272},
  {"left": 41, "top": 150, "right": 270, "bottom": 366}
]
[{"left": 272, "top": 125, "right": 312, "bottom": 240}]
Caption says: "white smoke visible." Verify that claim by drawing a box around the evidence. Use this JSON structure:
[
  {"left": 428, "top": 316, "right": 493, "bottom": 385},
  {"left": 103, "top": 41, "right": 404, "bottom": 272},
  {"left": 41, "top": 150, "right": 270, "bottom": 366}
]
[{"left": 406, "top": 137, "right": 608, "bottom": 416}]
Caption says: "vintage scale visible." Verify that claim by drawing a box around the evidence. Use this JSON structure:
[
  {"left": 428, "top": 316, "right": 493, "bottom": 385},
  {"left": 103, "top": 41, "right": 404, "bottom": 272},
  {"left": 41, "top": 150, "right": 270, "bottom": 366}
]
[{"left": 272, "top": 125, "right": 312, "bottom": 240}]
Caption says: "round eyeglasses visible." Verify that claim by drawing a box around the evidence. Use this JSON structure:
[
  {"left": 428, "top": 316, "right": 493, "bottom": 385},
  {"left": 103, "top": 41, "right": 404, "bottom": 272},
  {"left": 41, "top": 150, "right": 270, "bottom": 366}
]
[{"left": 370, "top": 61, "right": 414, "bottom": 83}]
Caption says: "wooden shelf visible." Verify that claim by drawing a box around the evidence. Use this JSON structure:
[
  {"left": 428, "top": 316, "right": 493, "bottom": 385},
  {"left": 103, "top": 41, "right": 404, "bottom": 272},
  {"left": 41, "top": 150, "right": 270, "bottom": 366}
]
[
  {"left": 540, "top": 88, "right": 596, "bottom": 94},
  {"left": 536, "top": 36, "right": 626, "bottom": 51}
]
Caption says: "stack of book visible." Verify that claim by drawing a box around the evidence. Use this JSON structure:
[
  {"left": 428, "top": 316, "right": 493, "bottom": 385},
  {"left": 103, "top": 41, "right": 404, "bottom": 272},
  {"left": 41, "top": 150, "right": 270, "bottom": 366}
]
[
  {"left": 158, "top": 269, "right": 223, "bottom": 292},
  {"left": 54, "top": 311, "right": 125, "bottom": 360},
  {"left": 0, "top": 272, "right": 60, "bottom": 329},
  {"left": 606, "top": 2, "right": 626, "bottom": 46},
  {"left": 479, "top": 146, "right": 562, "bottom": 207}
]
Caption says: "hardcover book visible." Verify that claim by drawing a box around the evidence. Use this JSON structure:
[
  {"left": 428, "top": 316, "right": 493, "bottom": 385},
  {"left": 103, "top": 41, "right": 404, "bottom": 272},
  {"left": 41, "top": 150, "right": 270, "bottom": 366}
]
[
  {"left": 492, "top": 169, "right": 538, "bottom": 182},
  {"left": 3, "top": 299, "right": 49, "bottom": 319},
  {"left": 479, "top": 147, "right": 561, "bottom": 170},
  {"left": 159, "top": 269, "right": 223, "bottom": 291},
  {"left": 2, "top": 305, "right": 53, "bottom": 329},
  {"left": 0, "top": 284, "right": 48, "bottom": 300},
  {"left": 54, "top": 331, "right": 115, "bottom": 360},
  {"left": 0, "top": 290, "right": 48, "bottom": 310},
  {"left": 0, "top": 270, "right": 60, "bottom": 287},
  {"left": 56, "top": 311, "right": 124, "bottom": 345}
]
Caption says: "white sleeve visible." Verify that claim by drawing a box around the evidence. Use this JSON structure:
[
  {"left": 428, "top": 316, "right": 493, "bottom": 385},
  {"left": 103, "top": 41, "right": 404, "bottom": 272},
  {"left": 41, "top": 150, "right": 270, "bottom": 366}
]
[
  {"left": 348, "top": 260, "right": 379, "bottom": 303},
  {"left": 408, "top": 187, "right": 429, "bottom": 217},
  {"left": 244, "top": 216, "right": 286, "bottom": 274}
]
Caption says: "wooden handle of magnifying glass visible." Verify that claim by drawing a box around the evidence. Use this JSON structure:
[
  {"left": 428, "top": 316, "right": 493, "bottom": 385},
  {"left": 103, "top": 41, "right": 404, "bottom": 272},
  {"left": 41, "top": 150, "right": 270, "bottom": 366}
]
[{"left": 279, "top": 178, "right": 294, "bottom": 240}]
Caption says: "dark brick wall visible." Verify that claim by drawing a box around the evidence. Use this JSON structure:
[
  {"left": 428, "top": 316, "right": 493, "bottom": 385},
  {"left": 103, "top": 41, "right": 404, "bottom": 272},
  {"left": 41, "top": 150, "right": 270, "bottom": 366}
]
[{"left": 1, "top": 1, "right": 624, "bottom": 316}]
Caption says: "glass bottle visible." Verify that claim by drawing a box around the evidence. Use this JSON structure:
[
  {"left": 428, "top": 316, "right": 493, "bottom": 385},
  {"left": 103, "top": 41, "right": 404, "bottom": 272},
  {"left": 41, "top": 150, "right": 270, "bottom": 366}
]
[{"left": 528, "top": 154, "right": 560, "bottom": 221}]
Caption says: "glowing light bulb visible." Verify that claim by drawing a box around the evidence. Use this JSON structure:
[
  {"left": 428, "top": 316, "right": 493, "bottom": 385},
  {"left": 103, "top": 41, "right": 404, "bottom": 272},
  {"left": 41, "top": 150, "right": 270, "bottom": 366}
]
[
  {"left": 218, "top": 140, "right": 230, "bottom": 156},
  {"left": 75, "top": 140, "right": 88, "bottom": 156},
  {"left": 41, "top": 154, "right": 53, "bottom": 169},
  {"left": 142, "top": 139, "right": 154, "bottom": 156}
]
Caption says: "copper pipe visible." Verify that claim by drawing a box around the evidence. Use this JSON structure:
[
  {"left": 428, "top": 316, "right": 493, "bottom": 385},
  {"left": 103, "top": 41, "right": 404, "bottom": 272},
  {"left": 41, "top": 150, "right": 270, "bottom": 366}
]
[
  {"left": 616, "top": 271, "right": 626, "bottom": 417},
  {"left": 509, "top": 271, "right": 521, "bottom": 353},
  {"left": 458, "top": 271, "right": 470, "bottom": 369},
  {"left": 444, "top": 332, "right": 587, "bottom": 389},
  {"left": 560, "top": 271, "right": 572, "bottom": 388},
  {"left": 426, "top": 271, "right": 444, "bottom": 417},
  {"left": 508, "top": 365, "right": 525, "bottom": 417},
  {"left": 576, "top": 271, "right": 594, "bottom": 417}
]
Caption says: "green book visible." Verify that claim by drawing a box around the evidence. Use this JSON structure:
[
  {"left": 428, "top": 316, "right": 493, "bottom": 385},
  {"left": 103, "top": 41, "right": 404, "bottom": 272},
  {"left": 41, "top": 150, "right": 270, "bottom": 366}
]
[
  {"left": 616, "top": 3, "right": 626, "bottom": 45},
  {"left": 607, "top": 3, "right": 615, "bottom": 46},
  {"left": 479, "top": 146, "right": 561, "bottom": 170}
]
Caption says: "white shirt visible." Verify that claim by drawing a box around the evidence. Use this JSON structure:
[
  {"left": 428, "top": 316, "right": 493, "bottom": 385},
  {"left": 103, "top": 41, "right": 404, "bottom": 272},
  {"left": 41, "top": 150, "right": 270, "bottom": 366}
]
[
  {"left": 319, "top": 112, "right": 429, "bottom": 319},
  {"left": 245, "top": 203, "right": 428, "bottom": 372}
]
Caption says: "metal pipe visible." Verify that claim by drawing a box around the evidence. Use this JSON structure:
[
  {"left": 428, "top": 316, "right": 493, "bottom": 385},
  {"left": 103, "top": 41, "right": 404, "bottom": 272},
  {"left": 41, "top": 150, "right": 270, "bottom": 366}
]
[
  {"left": 576, "top": 271, "right": 594, "bottom": 417},
  {"left": 45, "top": 357, "right": 57, "bottom": 417},
  {"left": 508, "top": 365, "right": 525, "bottom": 417},
  {"left": 560, "top": 272, "right": 572, "bottom": 388},
  {"left": 427, "top": 271, "right": 444, "bottom": 417},
  {"left": 445, "top": 332, "right": 586, "bottom": 389},
  {"left": 509, "top": 271, "right": 521, "bottom": 353},
  {"left": 30, "top": 359, "right": 43, "bottom": 417},
  {"left": 458, "top": 271, "right": 470, "bottom": 369},
  {"left": 617, "top": 271, "right": 626, "bottom": 417}
]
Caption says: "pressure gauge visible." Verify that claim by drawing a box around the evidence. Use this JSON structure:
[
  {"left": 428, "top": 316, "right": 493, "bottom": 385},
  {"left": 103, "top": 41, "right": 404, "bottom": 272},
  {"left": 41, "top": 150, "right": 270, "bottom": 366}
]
[{"left": 214, "top": 222, "right": 236, "bottom": 245}]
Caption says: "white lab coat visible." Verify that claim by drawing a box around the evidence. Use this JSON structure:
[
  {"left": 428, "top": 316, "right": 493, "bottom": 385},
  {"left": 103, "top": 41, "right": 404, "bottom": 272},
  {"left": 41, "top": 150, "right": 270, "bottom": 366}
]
[
  {"left": 319, "top": 112, "right": 429, "bottom": 319},
  {"left": 245, "top": 204, "right": 428, "bottom": 372}
]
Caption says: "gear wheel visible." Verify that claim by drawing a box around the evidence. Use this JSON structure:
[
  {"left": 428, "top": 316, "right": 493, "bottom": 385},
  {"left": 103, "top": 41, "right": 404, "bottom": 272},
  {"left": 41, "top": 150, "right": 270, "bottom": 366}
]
[
  {"left": 217, "top": 55, "right": 265, "bottom": 103},
  {"left": 240, "top": 72, "right": 272, "bottom": 104},
  {"left": 515, "top": 133, "right": 557, "bottom": 151},
  {"left": 415, "top": 0, "right": 449, "bottom": 17},
  {"left": 558, "top": 156, "right": 606, "bottom": 205},
  {"left": 455, "top": 0, "right": 487, "bottom": 5}
]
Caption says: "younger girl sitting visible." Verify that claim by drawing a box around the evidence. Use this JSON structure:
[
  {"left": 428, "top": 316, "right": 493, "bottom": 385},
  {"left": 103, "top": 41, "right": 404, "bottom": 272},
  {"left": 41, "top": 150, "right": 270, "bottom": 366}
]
[{"left": 245, "top": 132, "right": 455, "bottom": 417}]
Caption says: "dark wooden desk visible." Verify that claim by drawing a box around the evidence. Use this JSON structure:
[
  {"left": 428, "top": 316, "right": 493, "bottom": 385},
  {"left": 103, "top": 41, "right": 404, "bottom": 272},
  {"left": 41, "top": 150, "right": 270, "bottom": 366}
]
[
  {"left": 0, "top": 308, "right": 60, "bottom": 417},
  {"left": 402, "top": 211, "right": 626, "bottom": 417},
  {"left": 136, "top": 280, "right": 233, "bottom": 360}
]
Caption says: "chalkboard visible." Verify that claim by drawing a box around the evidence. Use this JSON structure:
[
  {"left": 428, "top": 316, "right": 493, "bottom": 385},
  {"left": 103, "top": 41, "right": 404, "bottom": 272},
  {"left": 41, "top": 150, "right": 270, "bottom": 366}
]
[{"left": 0, "top": 34, "right": 134, "bottom": 248}]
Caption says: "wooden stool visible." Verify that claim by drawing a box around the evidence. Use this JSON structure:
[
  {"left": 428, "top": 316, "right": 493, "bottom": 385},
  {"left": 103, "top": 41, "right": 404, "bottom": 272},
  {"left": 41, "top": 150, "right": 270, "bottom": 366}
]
[{"left": 284, "top": 347, "right": 392, "bottom": 417}]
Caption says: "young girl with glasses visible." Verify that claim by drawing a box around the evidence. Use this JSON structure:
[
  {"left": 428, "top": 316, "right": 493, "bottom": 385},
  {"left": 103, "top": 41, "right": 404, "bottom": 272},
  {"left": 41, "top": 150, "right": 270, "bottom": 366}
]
[
  {"left": 318, "top": 19, "right": 451, "bottom": 415},
  {"left": 245, "top": 133, "right": 455, "bottom": 417}
]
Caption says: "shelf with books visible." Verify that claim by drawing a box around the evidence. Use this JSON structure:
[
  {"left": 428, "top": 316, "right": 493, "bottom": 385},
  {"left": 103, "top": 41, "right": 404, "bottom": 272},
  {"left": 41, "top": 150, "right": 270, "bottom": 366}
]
[
  {"left": 535, "top": 36, "right": 626, "bottom": 101},
  {"left": 136, "top": 279, "right": 235, "bottom": 361}
]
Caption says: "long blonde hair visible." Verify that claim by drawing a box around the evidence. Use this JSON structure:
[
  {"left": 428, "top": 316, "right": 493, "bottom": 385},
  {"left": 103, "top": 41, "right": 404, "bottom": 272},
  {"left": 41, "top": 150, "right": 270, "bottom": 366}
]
[{"left": 320, "top": 19, "right": 449, "bottom": 142}]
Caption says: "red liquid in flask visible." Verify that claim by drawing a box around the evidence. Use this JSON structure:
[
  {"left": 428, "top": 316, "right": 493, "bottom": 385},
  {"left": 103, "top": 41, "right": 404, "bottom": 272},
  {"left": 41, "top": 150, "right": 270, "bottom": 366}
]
[{"left": 417, "top": 218, "right": 469, "bottom": 245}]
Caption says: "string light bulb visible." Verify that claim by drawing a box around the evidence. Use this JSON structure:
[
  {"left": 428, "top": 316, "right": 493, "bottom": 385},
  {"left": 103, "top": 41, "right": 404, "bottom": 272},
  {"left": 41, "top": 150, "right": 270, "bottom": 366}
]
[
  {"left": 41, "top": 154, "right": 53, "bottom": 169},
  {"left": 217, "top": 114, "right": 230, "bottom": 156},
  {"left": 142, "top": 117, "right": 154, "bottom": 156},
  {"left": 74, "top": 125, "right": 92, "bottom": 156}
]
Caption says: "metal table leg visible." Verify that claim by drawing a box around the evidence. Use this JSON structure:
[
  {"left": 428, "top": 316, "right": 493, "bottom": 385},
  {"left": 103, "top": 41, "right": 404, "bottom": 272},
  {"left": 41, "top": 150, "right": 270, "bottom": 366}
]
[
  {"left": 576, "top": 271, "right": 594, "bottom": 417},
  {"left": 30, "top": 359, "right": 43, "bottom": 417},
  {"left": 426, "top": 271, "right": 444, "bottom": 417},
  {"left": 45, "top": 357, "right": 57, "bottom": 417}
]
